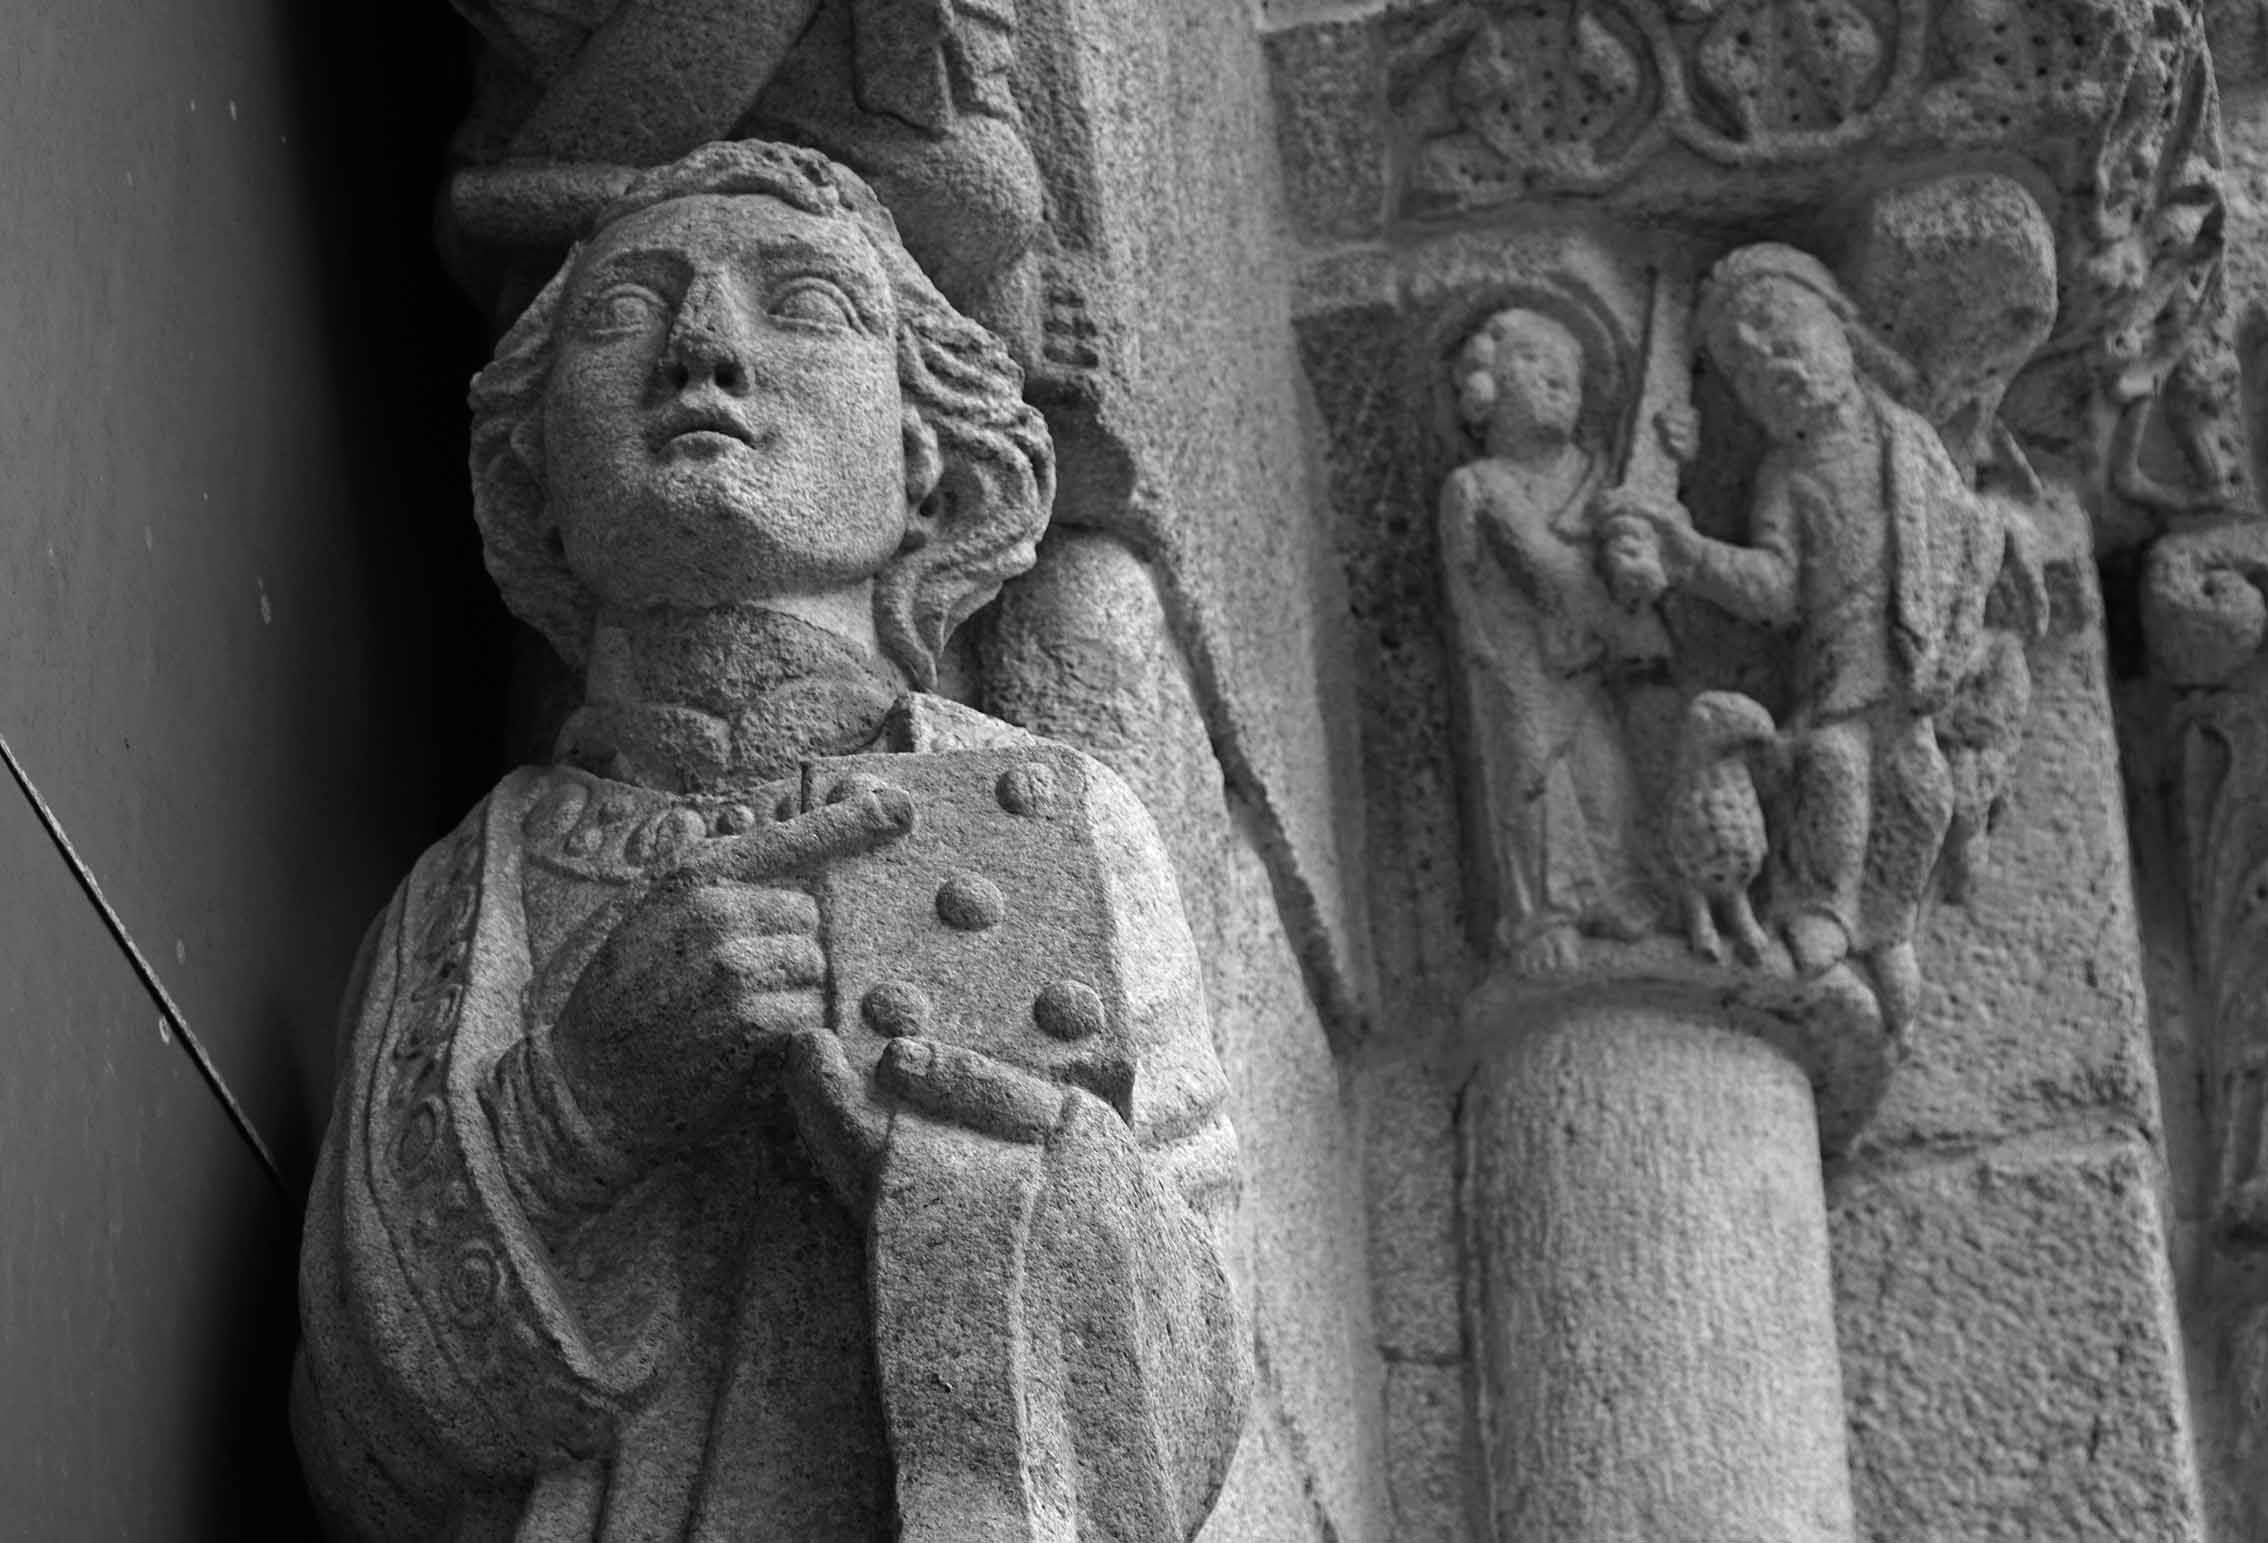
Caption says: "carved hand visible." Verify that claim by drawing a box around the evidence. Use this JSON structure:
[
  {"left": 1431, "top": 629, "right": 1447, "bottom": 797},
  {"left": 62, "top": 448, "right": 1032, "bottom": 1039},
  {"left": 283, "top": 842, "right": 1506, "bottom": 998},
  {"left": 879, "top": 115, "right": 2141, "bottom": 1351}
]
[
  {"left": 1655, "top": 404, "right": 1702, "bottom": 466},
  {"left": 1600, "top": 523, "right": 1669, "bottom": 609},
  {"left": 551, "top": 788, "right": 915, "bottom": 1160},
  {"left": 784, "top": 1030, "right": 1136, "bottom": 1215},
  {"left": 1594, "top": 486, "right": 1693, "bottom": 530},
  {"left": 1594, "top": 488, "right": 1697, "bottom": 577}
]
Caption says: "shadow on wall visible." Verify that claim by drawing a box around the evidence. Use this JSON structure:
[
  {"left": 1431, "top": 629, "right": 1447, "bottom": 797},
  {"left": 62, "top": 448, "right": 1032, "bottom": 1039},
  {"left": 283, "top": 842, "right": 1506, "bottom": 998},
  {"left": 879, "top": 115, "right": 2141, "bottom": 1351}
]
[
  {"left": 0, "top": 0, "right": 501, "bottom": 1536},
  {"left": 266, "top": 0, "right": 518, "bottom": 1132},
  {"left": 263, "top": 0, "right": 510, "bottom": 1522}
]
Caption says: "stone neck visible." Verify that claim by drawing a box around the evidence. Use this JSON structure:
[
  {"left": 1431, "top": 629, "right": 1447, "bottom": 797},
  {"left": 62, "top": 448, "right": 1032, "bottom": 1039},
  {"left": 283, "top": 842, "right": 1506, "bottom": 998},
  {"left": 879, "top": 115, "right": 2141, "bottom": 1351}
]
[
  {"left": 562, "top": 601, "right": 904, "bottom": 794},
  {"left": 583, "top": 594, "right": 891, "bottom": 717},
  {"left": 1481, "top": 425, "right": 1581, "bottom": 471}
]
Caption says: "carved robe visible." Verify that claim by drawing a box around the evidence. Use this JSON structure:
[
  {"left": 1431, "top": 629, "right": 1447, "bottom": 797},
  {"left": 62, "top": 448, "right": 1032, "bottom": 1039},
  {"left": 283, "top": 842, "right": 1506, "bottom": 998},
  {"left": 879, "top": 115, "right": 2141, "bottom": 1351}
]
[
  {"left": 293, "top": 695, "right": 1248, "bottom": 1543},
  {"left": 1675, "top": 386, "right": 2007, "bottom": 947},
  {"left": 1440, "top": 454, "right": 1666, "bottom": 948}
]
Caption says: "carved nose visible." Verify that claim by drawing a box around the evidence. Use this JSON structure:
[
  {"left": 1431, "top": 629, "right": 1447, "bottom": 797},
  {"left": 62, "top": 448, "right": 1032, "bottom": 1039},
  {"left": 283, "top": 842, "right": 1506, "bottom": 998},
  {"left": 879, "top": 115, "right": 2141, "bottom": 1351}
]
[
  {"left": 662, "top": 281, "right": 753, "bottom": 395},
  {"left": 662, "top": 331, "right": 748, "bottom": 395}
]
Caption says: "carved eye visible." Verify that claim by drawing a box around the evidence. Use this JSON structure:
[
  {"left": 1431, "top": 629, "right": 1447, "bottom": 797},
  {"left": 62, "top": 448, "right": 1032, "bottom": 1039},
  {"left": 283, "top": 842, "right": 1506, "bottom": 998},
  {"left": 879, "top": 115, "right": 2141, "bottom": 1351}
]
[
  {"left": 769, "top": 280, "right": 859, "bottom": 330},
  {"left": 582, "top": 285, "right": 664, "bottom": 337}
]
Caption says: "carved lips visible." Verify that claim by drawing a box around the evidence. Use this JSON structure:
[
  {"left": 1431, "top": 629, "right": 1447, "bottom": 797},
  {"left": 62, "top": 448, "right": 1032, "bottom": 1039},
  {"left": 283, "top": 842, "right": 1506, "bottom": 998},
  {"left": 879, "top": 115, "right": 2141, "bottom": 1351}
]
[{"left": 647, "top": 399, "right": 763, "bottom": 459}]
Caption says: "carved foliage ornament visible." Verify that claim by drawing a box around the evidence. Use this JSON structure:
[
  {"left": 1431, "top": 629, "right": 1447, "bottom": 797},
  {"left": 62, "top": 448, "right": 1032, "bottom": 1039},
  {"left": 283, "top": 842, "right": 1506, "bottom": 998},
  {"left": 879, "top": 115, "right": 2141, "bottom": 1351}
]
[
  {"left": 1388, "top": 0, "right": 1927, "bottom": 194},
  {"left": 1384, "top": 0, "right": 2205, "bottom": 197},
  {"left": 1379, "top": 0, "right": 2229, "bottom": 516}
]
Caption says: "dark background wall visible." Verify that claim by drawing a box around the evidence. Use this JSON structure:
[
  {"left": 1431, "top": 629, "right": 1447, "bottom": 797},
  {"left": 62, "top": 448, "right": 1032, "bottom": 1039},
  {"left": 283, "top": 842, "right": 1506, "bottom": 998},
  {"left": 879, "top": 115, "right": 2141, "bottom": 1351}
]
[{"left": 0, "top": 1, "right": 501, "bottom": 1532}]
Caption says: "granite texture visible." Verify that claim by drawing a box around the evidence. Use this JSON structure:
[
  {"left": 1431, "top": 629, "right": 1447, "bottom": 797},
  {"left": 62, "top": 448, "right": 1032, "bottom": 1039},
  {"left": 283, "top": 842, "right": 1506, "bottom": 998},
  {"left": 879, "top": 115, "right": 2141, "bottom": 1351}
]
[
  {"left": 1013, "top": 0, "right": 1377, "bottom": 1047},
  {"left": 1271, "top": 14, "right": 2210, "bottom": 1533},
  {"left": 1261, "top": 20, "right": 1389, "bottom": 244},
  {"left": 1358, "top": 1051, "right": 1461, "bottom": 1364},
  {"left": 1848, "top": 553, "right": 2158, "bottom": 1162},
  {"left": 1465, "top": 1005, "right": 1857, "bottom": 1542},
  {"left": 1831, "top": 1135, "right": 2203, "bottom": 1542},
  {"left": 1379, "top": 1360, "right": 1472, "bottom": 1543},
  {"left": 446, "top": 0, "right": 1044, "bottom": 349},
  {"left": 2134, "top": 81, "right": 2268, "bottom": 1541},
  {"left": 1267, "top": 0, "right": 2230, "bottom": 518},
  {"left": 440, "top": 0, "right": 1379, "bottom": 1053},
  {"left": 258, "top": 0, "right": 2264, "bottom": 1535},
  {"left": 988, "top": 531, "right": 1388, "bottom": 1543},
  {"left": 297, "top": 143, "right": 1251, "bottom": 1543}
]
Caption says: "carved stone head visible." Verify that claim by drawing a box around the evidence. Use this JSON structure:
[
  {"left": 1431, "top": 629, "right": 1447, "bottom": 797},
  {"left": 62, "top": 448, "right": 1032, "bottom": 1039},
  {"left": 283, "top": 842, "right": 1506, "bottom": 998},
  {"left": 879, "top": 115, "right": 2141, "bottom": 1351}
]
[
  {"left": 1696, "top": 244, "right": 1872, "bottom": 444},
  {"left": 1454, "top": 306, "right": 1587, "bottom": 452},
  {"left": 468, "top": 140, "right": 1055, "bottom": 689}
]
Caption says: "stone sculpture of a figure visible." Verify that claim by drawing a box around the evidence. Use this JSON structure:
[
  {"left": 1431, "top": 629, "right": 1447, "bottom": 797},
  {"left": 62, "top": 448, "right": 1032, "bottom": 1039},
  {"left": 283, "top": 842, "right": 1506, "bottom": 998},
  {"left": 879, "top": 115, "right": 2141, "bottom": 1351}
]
[
  {"left": 1440, "top": 304, "right": 1667, "bottom": 978},
  {"left": 293, "top": 140, "right": 1247, "bottom": 1543},
  {"left": 1607, "top": 243, "right": 2043, "bottom": 1025}
]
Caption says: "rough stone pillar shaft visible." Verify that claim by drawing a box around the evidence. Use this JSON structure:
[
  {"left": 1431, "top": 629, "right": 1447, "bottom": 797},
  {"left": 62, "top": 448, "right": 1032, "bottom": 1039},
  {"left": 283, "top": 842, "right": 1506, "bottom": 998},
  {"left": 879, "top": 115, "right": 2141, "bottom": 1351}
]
[{"left": 1464, "top": 998, "right": 1856, "bottom": 1542}]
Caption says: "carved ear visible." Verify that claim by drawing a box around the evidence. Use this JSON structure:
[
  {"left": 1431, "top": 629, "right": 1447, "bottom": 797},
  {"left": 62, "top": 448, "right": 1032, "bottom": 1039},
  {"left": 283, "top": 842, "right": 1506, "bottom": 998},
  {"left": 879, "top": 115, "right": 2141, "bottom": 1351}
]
[{"left": 904, "top": 409, "right": 943, "bottom": 512}]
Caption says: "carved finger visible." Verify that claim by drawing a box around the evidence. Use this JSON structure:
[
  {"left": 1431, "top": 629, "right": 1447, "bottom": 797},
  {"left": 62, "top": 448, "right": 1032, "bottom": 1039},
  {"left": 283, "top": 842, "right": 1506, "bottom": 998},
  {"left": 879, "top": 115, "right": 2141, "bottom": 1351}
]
[
  {"left": 738, "top": 994, "right": 827, "bottom": 1039},
  {"left": 878, "top": 1038, "right": 1065, "bottom": 1145},
  {"left": 713, "top": 934, "right": 828, "bottom": 992},
  {"left": 644, "top": 883, "right": 760, "bottom": 955},
  {"left": 712, "top": 885, "right": 820, "bottom": 936},
  {"left": 673, "top": 783, "right": 914, "bottom": 886}
]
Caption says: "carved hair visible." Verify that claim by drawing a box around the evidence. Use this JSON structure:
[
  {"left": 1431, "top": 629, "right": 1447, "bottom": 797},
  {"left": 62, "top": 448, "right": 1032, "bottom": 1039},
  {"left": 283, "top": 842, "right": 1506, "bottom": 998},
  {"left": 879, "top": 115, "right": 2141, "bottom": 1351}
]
[
  {"left": 1695, "top": 243, "right": 1919, "bottom": 401},
  {"left": 468, "top": 140, "right": 1055, "bottom": 688}
]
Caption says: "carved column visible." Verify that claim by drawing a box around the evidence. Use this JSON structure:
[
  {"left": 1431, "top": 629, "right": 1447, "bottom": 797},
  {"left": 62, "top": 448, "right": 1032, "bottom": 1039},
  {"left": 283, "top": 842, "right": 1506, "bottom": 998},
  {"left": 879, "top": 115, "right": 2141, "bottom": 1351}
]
[
  {"left": 1455, "top": 921, "right": 1887, "bottom": 1540},
  {"left": 1463, "top": 998, "right": 1856, "bottom": 1541},
  {"left": 2142, "top": 523, "right": 2268, "bottom": 1535},
  {"left": 1299, "top": 188, "right": 2047, "bottom": 1540}
]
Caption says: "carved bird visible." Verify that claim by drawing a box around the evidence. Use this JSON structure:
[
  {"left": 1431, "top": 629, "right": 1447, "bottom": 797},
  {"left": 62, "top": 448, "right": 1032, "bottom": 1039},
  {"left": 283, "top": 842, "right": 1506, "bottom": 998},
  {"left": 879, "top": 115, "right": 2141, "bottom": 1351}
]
[{"left": 1666, "top": 690, "right": 1779, "bottom": 965}]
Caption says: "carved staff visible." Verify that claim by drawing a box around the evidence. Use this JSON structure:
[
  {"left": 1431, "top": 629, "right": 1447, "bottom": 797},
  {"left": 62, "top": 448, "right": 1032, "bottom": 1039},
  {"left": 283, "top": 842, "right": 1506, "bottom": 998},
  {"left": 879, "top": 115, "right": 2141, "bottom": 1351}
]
[
  {"left": 1612, "top": 260, "right": 1697, "bottom": 511},
  {"left": 1590, "top": 262, "right": 1692, "bottom": 633}
]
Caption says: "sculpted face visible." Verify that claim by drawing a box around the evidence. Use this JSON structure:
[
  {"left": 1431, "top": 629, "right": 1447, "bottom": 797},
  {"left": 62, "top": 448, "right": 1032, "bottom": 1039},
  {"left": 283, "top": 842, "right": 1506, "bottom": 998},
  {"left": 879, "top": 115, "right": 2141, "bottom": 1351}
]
[
  {"left": 544, "top": 193, "right": 911, "bottom": 611},
  {"left": 1709, "top": 283, "right": 1858, "bottom": 442},
  {"left": 1460, "top": 309, "right": 1583, "bottom": 448}
]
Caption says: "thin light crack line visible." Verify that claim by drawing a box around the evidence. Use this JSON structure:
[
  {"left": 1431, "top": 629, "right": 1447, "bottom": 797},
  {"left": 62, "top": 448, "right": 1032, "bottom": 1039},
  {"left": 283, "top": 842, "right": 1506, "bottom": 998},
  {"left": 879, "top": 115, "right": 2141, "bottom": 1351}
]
[{"left": 0, "top": 731, "right": 285, "bottom": 1194}]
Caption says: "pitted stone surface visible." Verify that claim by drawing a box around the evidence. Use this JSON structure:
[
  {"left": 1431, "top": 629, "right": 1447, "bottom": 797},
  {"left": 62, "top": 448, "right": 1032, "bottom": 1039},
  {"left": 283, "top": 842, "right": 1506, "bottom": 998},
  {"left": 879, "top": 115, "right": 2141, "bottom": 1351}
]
[
  {"left": 1358, "top": 1051, "right": 1461, "bottom": 1362},
  {"left": 987, "top": 527, "right": 1386, "bottom": 1542},
  {"left": 268, "top": 0, "right": 2250, "bottom": 1530},
  {"left": 1382, "top": 1361, "right": 1474, "bottom": 1543},
  {"left": 1022, "top": 0, "right": 1377, "bottom": 1047},
  {"left": 1832, "top": 1135, "right": 2203, "bottom": 1542},
  {"left": 298, "top": 141, "right": 1250, "bottom": 1543},
  {"left": 1261, "top": 21, "right": 1389, "bottom": 243},
  {"left": 1847, "top": 549, "right": 2157, "bottom": 1159}
]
